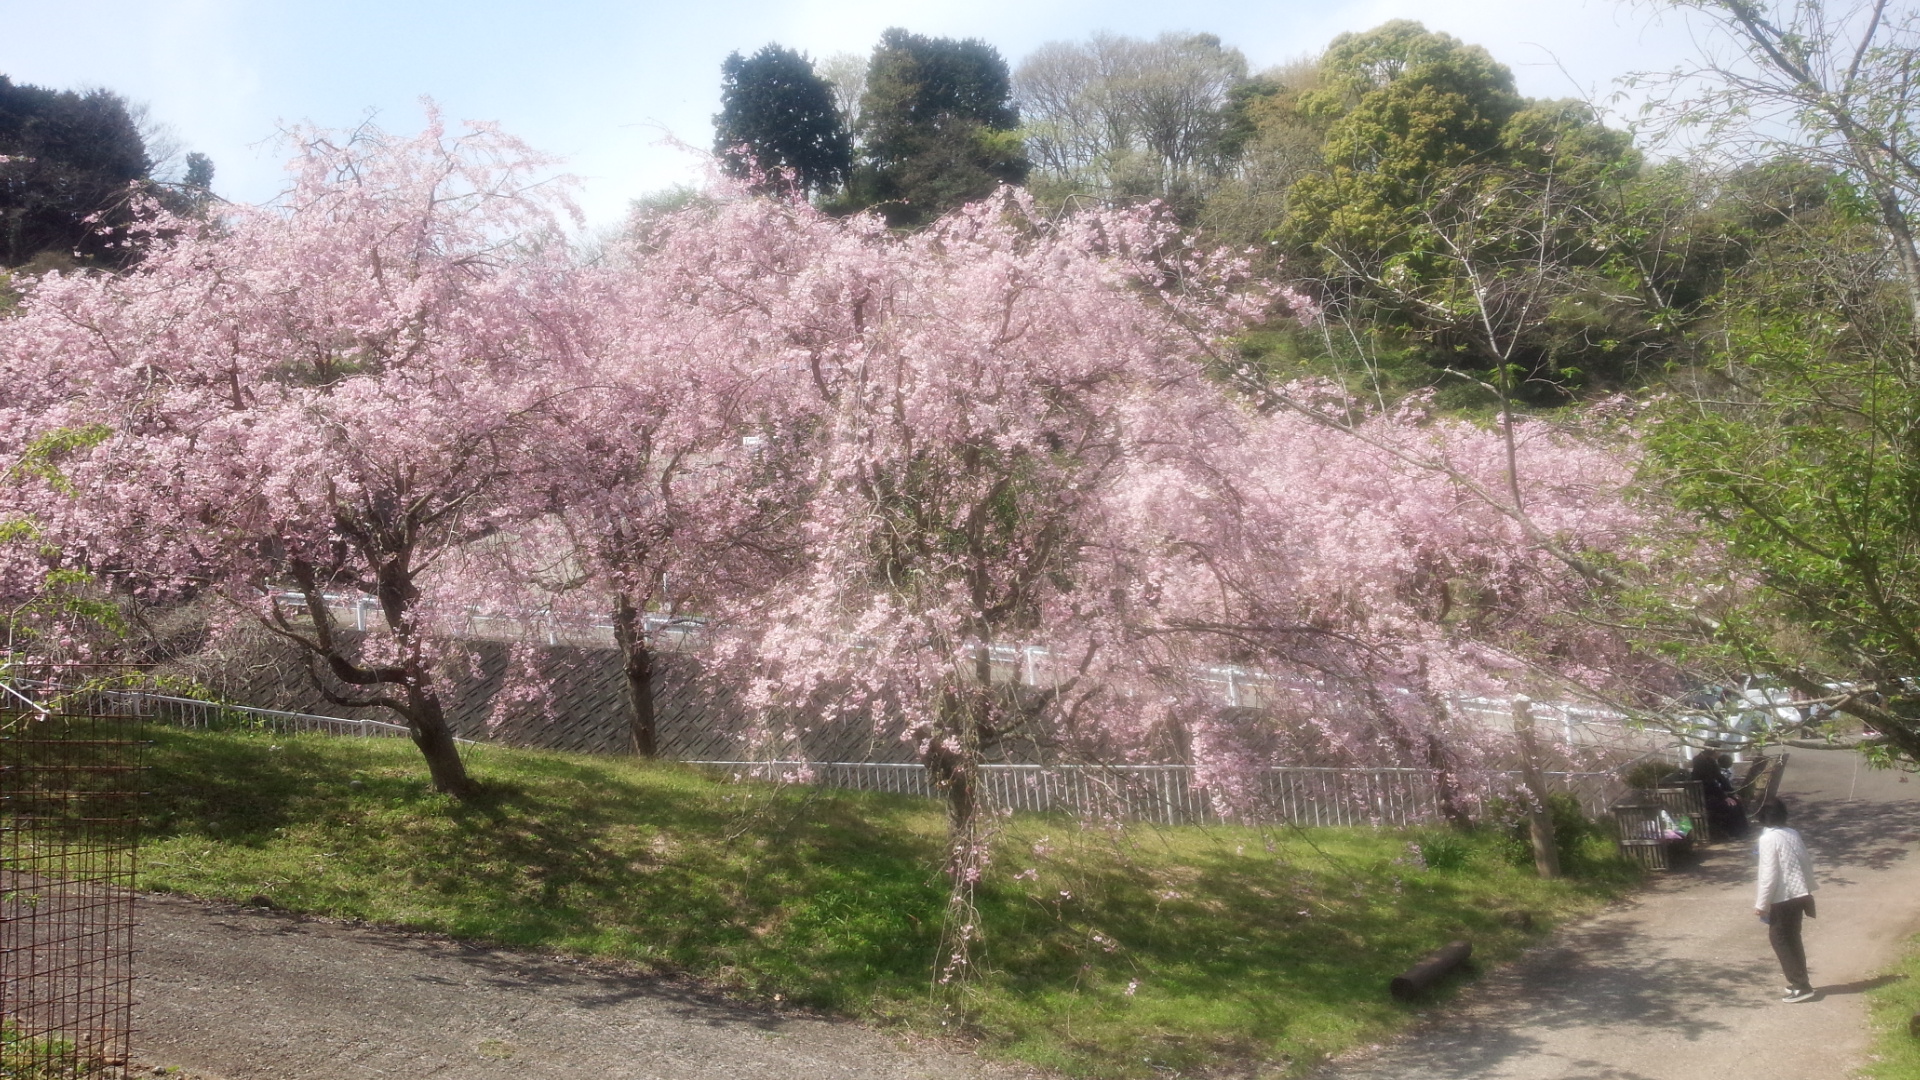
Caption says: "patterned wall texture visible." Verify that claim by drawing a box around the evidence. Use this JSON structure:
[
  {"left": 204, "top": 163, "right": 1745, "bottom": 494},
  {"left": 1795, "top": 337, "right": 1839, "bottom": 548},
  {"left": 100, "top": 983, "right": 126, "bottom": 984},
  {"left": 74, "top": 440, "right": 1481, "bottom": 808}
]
[{"left": 161, "top": 627, "right": 923, "bottom": 763}]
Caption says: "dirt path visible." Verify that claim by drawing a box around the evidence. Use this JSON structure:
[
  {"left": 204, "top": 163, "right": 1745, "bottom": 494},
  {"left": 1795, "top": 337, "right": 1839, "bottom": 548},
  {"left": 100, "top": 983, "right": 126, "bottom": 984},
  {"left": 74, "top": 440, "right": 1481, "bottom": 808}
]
[
  {"left": 1316, "top": 750, "right": 1920, "bottom": 1080},
  {"left": 130, "top": 897, "right": 1032, "bottom": 1080}
]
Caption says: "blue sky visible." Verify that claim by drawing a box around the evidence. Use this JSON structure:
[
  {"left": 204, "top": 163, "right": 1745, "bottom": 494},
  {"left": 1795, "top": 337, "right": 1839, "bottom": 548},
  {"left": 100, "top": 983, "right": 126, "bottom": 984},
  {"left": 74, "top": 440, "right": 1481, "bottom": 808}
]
[{"left": 3, "top": 0, "right": 1699, "bottom": 230}]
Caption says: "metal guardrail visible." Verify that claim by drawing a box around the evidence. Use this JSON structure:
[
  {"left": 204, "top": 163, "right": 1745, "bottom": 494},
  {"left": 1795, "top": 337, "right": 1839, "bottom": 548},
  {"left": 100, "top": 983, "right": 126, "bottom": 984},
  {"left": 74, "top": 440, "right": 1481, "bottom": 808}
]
[
  {"left": 0, "top": 681, "right": 472, "bottom": 744},
  {"left": 0, "top": 677, "right": 50, "bottom": 717},
  {"left": 0, "top": 677, "right": 1627, "bottom": 828},
  {"left": 688, "top": 759, "right": 1628, "bottom": 828},
  {"left": 94, "top": 690, "right": 425, "bottom": 739},
  {"left": 258, "top": 593, "right": 1655, "bottom": 747},
  {"left": 271, "top": 591, "right": 703, "bottom": 650}
]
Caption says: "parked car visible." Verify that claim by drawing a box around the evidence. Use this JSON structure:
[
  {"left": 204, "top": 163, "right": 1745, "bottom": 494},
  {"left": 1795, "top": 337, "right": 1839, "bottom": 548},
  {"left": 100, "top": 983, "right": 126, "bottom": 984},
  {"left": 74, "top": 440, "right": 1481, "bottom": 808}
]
[{"left": 1675, "top": 677, "right": 1807, "bottom": 757}]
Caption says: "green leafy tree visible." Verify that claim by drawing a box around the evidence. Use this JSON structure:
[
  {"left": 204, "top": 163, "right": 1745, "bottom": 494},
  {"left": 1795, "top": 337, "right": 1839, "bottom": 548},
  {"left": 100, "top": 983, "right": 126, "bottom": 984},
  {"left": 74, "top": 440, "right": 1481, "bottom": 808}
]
[
  {"left": 1197, "top": 58, "right": 1329, "bottom": 259},
  {"left": 174, "top": 150, "right": 215, "bottom": 215},
  {"left": 1637, "top": 0, "right": 1920, "bottom": 766},
  {"left": 1280, "top": 24, "right": 1658, "bottom": 396},
  {"left": 1647, "top": 189, "right": 1920, "bottom": 764},
  {"left": 1285, "top": 22, "right": 1527, "bottom": 275},
  {"left": 2, "top": 425, "right": 124, "bottom": 665},
  {"left": 713, "top": 44, "right": 852, "bottom": 197},
  {"left": 181, "top": 151, "right": 213, "bottom": 191},
  {"left": 848, "top": 29, "right": 1028, "bottom": 226},
  {"left": 1646, "top": 0, "right": 1920, "bottom": 336}
]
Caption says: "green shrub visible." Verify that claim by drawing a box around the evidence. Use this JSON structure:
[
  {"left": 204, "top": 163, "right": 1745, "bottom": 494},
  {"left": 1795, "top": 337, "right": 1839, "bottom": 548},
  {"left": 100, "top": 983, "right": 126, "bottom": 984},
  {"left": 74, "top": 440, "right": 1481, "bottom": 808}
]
[
  {"left": 1493, "top": 793, "right": 1638, "bottom": 882},
  {"left": 1415, "top": 831, "right": 1474, "bottom": 871},
  {"left": 0, "top": 1022, "right": 84, "bottom": 1080},
  {"left": 1622, "top": 759, "right": 1680, "bottom": 790}
]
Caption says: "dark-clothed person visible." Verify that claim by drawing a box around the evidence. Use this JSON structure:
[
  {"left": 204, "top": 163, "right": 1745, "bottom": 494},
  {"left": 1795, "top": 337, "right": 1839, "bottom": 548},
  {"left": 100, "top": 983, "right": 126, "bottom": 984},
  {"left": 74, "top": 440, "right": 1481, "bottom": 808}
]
[{"left": 1693, "top": 748, "right": 1749, "bottom": 839}]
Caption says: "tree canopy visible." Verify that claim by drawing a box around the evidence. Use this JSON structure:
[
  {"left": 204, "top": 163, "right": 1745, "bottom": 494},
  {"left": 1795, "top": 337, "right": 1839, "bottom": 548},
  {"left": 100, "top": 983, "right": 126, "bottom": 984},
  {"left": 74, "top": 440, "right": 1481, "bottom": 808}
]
[
  {"left": 0, "top": 75, "right": 153, "bottom": 270},
  {"left": 1263, "top": 24, "right": 1655, "bottom": 397},
  {"left": 713, "top": 44, "right": 852, "bottom": 196},
  {"left": 847, "top": 29, "right": 1028, "bottom": 226},
  {"left": 27, "top": 11, "right": 1920, "bottom": 798},
  {"left": 1015, "top": 32, "right": 1249, "bottom": 215},
  {"left": 0, "top": 110, "right": 1691, "bottom": 831},
  {"left": 0, "top": 115, "right": 583, "bottom": 796},
  {"left": 1636, "top": 0, "right": 1920, "bottom": 766}
]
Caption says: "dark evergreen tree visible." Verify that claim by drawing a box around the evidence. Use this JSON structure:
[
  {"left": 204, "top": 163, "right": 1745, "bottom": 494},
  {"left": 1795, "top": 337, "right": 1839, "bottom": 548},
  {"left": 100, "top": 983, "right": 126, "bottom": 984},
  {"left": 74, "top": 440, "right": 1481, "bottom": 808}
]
[
  {"left": 182, "top": 151, "right": 214, "bottom": 191},
  {"left": 0, "top": 75, "right": 154, "bottom": 269},
  {"left": 849, "top": 29, "right": 1028, "bottom": 227},
  {"left": 154, "top": 151, "right": 218, "bottom": 220},
  {"left": 713, "top": 45, "right": 852, "bottom": 197}
]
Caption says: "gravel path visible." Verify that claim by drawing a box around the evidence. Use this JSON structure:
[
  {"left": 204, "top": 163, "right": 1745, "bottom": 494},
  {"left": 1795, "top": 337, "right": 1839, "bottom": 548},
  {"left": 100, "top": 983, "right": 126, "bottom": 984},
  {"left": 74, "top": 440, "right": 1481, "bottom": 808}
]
[
  {"left": 1314, "top": 750, "right": 1920, "bottom": 1080},
  {"left": 131, "top": 897, "right": 1033, "bottom": 1080}
]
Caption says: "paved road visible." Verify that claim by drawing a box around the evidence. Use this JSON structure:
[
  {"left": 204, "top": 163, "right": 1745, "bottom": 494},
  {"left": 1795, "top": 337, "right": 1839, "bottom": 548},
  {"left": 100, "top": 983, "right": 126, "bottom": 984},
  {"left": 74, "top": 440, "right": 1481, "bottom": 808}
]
[
  {"left": 1317, "top": 750, "right": 1920, "bottom": 1080},
  {"left": 131, "top": 897, "right": 1029, "bottom": 1080}
]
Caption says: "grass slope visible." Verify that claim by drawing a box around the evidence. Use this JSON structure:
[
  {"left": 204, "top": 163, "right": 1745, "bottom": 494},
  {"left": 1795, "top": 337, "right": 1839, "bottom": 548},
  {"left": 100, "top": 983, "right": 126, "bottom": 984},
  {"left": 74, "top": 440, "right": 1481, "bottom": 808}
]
[
  {"left": 134, "top": 728, "right": 1635, "bottom": 1077},
  {"left": 1865, "top": 934, "right": 1920, "bottom": 1079}
]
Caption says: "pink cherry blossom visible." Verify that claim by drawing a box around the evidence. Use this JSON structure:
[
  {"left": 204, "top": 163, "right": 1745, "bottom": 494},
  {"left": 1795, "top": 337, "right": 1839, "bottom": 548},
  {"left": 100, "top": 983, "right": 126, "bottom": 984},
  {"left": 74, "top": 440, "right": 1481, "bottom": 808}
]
[{"left": 0, "top": 110, "right": 583, "bottom": 795}]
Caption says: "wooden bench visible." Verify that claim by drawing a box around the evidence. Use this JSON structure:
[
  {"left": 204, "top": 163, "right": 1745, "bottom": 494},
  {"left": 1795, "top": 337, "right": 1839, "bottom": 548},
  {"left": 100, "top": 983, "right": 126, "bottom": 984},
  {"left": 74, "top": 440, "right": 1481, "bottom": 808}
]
[
  {"left": 1611, "top": 776, "right": 1709, "bottom": 868},
  {"left": 1612, "top": 755, "right": 1789, "bottom": 868},
  {"left": 1648, "top": 776, "right": 1712, "bottom": 843},
  {"left": 1613, "top": 800, "right": 1694, "bottom": 870}
]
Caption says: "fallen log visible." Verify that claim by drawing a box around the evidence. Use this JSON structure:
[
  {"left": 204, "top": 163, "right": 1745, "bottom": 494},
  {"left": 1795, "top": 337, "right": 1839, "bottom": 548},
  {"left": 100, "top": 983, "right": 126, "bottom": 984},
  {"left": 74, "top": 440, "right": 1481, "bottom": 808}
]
[{"left": 1390, "top": 940, "right": 1473, "bottom": 1001}]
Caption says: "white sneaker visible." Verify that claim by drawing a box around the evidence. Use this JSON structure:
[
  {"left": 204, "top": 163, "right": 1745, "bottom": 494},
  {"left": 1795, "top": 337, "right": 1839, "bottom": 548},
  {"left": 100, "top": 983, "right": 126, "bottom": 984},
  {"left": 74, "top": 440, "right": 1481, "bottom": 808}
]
[{"left": 1782, "top": 987, "right": 1816, "bottom": 1003}]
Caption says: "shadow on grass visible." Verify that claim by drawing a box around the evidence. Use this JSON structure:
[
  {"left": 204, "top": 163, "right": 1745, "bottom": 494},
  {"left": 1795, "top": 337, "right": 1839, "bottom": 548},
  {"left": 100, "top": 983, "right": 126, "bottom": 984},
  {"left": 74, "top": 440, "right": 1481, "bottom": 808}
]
[
  {"left": 954, "top": 824, "right": 1642, "bottom": 1072},
  {"left": 140, "top": 727, "right": 950, "bottom": 1008},
  {"left": 138, "top": 728, "right": 1637, "bottom": 1079}
]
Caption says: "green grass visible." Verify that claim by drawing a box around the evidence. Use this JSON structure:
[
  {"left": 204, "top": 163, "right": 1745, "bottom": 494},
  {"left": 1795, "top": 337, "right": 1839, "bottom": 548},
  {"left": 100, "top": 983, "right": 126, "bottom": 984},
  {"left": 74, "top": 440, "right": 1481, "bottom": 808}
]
[
  {"left": 1865, "top": 934, "right": 1920, "bottom": 1079},
  {"left": 130, "top": 727, "right": 1636, "bottom": 1077},
  {"left": 0, "top": 1022, "right": 84, "bottom": 1080}
]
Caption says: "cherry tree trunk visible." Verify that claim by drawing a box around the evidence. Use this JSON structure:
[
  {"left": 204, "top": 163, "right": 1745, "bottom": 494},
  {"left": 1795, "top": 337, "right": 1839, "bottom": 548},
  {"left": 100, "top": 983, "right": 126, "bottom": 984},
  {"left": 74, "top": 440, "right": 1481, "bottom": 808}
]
[
  {"left": 1404, "top": 685, "right": 1474, "bottom": 830},
  {"left": 1511, "top": 697, "right": 1561, "bottom": 879},
  {"left": 940, "top": 755, "right": 980, "bottom": 861},
  {"left": 1427, "top": 735, "right": 1474, "bottom": 831},
  {"left": 404, "top": 691, "right": 474, "bottom": 798},
  {"left": 377, "top": 566, "right": 474, "bottom": 798},
  {"left": 924, "top": 689, "right": 986, "bottom": 886},
  {"left": 611, "top": 594, "right": 659, "bottom": 758}
]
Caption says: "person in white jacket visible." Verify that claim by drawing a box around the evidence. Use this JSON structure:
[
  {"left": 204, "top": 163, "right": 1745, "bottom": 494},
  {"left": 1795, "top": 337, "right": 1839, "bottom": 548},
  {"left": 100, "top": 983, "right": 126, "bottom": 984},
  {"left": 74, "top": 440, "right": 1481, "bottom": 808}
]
[{"left": 1754, "top": 800, "right": 1818, "bottom": 1002}]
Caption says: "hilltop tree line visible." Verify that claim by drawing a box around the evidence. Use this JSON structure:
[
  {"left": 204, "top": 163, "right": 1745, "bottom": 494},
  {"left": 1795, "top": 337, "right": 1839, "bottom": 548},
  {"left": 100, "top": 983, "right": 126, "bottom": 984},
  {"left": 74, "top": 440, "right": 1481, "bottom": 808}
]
[
  {"left": 714, "top": 30, "right": 1027, "bottom": 227},
  {"left": 702, "top": 12, "right": 1920, "bottom": 774},
  {"left": 714, "top": 20, "right": 1864, "bottom": 405}
]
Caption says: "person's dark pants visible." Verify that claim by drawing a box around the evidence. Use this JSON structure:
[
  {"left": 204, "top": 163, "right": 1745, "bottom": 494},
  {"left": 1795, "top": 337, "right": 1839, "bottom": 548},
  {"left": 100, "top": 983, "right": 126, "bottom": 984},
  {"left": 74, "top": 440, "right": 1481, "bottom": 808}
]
[
  {"left": 1708, "top": 799, "right": 1749, "bottom": 839},
  {"left": 1768, "top": 895, "right": 1814, "bottom": 991}
]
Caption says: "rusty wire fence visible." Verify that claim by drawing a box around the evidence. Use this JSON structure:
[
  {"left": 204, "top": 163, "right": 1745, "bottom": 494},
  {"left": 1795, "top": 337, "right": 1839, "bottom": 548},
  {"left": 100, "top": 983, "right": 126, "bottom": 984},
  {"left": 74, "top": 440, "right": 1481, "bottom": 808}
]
[{"left": 1, "top": 704, "right": 145, "bottom": 1079}]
